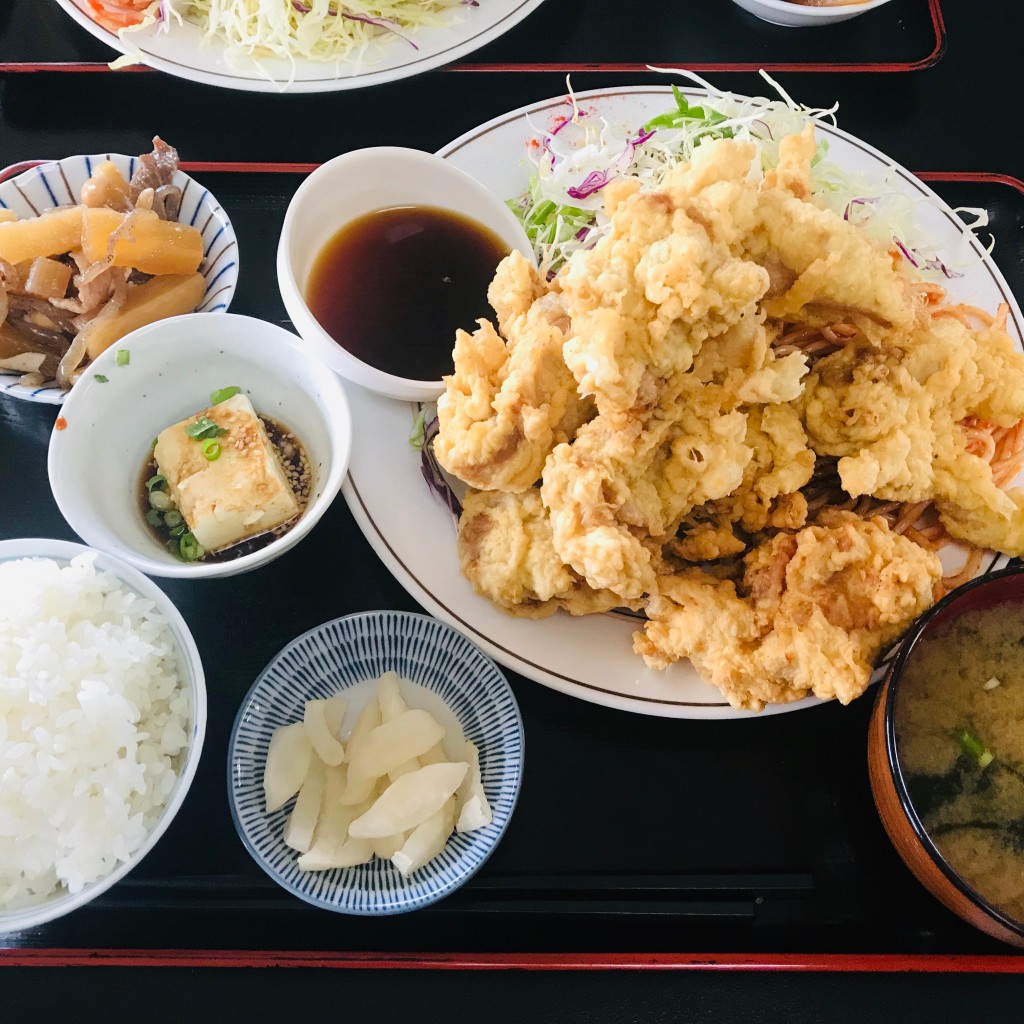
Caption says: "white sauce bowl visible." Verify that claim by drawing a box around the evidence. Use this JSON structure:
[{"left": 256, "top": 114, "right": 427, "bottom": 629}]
[
  {"left": 277, "top": 147, "right": 534, "bottom": 402},
  {"left": 729, "top": 0, "right": 894, "bottom": 27}
]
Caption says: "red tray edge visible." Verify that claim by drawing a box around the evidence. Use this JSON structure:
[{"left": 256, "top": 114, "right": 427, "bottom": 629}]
[
  {"left": 1, "top": 949, "right": 1023, "bottom": 972},
  {"left": 2, "top": 163, "right": 1021, "bottom": 197},
  {"left": 0, "top": 0, "right": 946, "bottom": 76}
]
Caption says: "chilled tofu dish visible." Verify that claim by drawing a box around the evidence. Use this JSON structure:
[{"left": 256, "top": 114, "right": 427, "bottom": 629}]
[{"left": 142, "top": 387, "right": 311, "bottom": 563}]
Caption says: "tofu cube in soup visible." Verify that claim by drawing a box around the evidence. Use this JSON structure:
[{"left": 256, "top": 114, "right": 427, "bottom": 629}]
[{"left": 154, "top": 394, "right": 299, "bottom": 552}]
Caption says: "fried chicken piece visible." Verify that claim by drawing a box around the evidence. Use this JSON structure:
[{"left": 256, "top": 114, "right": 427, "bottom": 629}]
[
  {"left": 670, "top": 522, "right": 749, "bottom": 563},
  {"left": 457, "top": 488, "right": 630, "bottom": 618},
  {"left": 691, "top": 311, "right": 808, "bottom": 405},
  {"left": 541, "top": 373, "right": 752, "bottom": 600},
  {"left": 634, "top": 515, "right": 942, "bottom": 711},
  {"left": 487, "top": 246, "right": 547, "bottom": 338},
  {"left": 798, "top": 313, "right": 1024, "bottom": 553},
  {"left": 435, "top": 253, "right": 587, "bottom": 493},
  {"left": 559, "top": 145, "right": 770, "bottom": 416}
]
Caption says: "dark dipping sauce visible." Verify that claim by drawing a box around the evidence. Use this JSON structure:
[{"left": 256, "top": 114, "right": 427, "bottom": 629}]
[
  {"left": 138, "top": 415, "right": 312, "bottom": 564},
  {"left": 305, "top": 205, "right": 510, "bottom": 382}
]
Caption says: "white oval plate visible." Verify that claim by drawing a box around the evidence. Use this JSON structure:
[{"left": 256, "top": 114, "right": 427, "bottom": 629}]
[
  {"left": 53, "top": 0, "right": 547, "bottom": 93},
  {"left": 341, "top": 86, "right": 1023, "bottom": 719}
]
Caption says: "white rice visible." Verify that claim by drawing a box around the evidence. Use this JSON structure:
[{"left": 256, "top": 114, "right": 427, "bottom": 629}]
[{"left": 0, "top": 553, "right": 189, "bottom": 910}]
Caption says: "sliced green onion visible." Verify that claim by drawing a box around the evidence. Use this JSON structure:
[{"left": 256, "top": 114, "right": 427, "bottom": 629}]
[
  {"left": 178, "top": 533, "right": 205, "bottom": 562},
  {"left": 170, "top": 523, "right": 187, "bottom": 537},
  {"left": 116, "top": 350, "right": 130, "bottom": 367},
  {"left": 408, "top": 405, "right": 427, "bottom": 449},
  {"left": 163, "top": 510, "right": 183, "bottom": 529},
  {"left": 210, "top": 386, "right": 241, "bottom": 406},
  {"left": 168, "top": 537, "right": 185, "bottom": 561},
  {"left": 93, "top": 374, "right": 108, "bottom": 383},
  {"left": 149, "top": 489, "right": 171, "bottom": 511},
  {"left": 201, "top": 439, "right": 222, "bottom": 461},
  {"left": 151, "top": 437, "right": 159, "bottom": 450},
  {"left": 958, "top": 728, "right": 995, "bottom": 769},
  {"left": 185, "top": 416, "right": 227, "bottom": 441},
  {"left": 145, "top": 509, "right": 163, "bottom": 529},
  {"left": 146, "top": 474, "right": 167, "bottom": 493}
]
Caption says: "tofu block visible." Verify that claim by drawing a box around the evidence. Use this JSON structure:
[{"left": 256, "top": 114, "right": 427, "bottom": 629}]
[{"left": 154, "top": 394, "right": 300, "bottom": 552}]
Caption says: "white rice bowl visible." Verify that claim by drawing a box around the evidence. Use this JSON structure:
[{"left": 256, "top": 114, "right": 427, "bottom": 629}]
[{"left": 0, "top": 541, "right": 205, "bottom": 930}]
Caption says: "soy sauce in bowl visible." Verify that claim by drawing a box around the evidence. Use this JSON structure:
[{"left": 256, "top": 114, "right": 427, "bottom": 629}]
[{"left": 305, "top": 205, "right": 509, "bottom": 383}]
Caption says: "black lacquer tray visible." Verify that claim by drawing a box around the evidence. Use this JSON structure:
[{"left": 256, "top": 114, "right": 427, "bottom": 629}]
[{"left": 2, "top": 167, "right": 1024, "bottom": 967}]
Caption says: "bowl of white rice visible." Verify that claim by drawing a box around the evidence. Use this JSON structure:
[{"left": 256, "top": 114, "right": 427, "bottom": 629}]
[{"left": 0, "top": 538, "right": 206, "bottom": 933}]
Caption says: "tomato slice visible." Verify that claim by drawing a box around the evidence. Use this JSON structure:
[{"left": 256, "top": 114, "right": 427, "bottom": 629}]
[{"left": 85, "top": 0, "right": 150, "bottom": 31}]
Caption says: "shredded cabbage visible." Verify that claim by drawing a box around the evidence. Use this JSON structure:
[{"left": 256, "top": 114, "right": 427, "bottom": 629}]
[
  {"left": 512, "top": 70, "right": 991, "bottom": 280},
  {"left": 174, "top": 0, "right": 461, "bottom": 75},
  {"left": 108, "top": 0, "right": 463, "bottom": 80}
]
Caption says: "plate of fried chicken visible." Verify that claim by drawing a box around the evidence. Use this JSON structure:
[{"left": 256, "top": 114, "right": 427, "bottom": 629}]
[{"left": 342, "top": 85, "right": 1024, "bottom": 718}]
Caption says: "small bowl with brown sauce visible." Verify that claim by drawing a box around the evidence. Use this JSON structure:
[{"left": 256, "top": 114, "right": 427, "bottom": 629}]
[
  {"left": 277, "top": 147, "right": 534, "bottom": 402},
  {"left": 868, "top": 566, "right": 1024, "bottom": 948},
  {"left": 729, "top": 0, "right": 893, "bottom": 28},
  {"left": 47, "top": 312, "right": 352, "bottom": 578}
]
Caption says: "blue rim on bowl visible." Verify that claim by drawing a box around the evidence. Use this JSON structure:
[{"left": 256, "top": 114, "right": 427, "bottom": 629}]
[
  {"left": 0, "top": 153, "right": 238, "bottom": 405},
  {"left": 227, "top": 610, "right": 525, "bottom": 916}
]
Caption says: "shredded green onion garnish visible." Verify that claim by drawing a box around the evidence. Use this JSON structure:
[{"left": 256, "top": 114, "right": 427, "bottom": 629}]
[
  {"left": 93, "top": 374, "right": 109, "bottom": 383},
  {"left": 164, "top": 510, "right": 183, "bottom": 529},
  {"left": 146, "top": 474, "right": 167, "bottom": 492},
  {"left": 958, "top": 728, "right": 995, "bottom": 769},
  {"left": 201, "top": 439, "right": 222, "bottom": 461},
  {"left": 210, "top": 386, "right": 241, "bottom": 405},
  {"left": 409, "top": 405, "right": 428, "bottom": 449},
  {"left": 145, "top": 509, "right": 163, "bottom": 529},
  {"left": 116, "top": 350, "right": 130, "bottom": 367},
  {"left": 186, "top": 416, "right": 227, "bottom": 441}
]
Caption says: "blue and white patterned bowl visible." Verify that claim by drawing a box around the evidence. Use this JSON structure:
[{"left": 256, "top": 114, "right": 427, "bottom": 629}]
[
  {"left": 0, "top": 153, "right": 238, "bottom": 405},
  {"left": 228, "top": 611, "right": 524, "bottom": 915}
]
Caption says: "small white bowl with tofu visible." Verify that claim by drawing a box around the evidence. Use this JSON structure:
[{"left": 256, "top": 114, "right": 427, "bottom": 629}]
[
  {"left": 276, "top": 146, "right": 534, "bottom": 402},
  {"left": 47, "top": 312, "right": 352, "bottom": 578},
  {"left": 228, "top": 610, "right": 524, "bottom": 915}
]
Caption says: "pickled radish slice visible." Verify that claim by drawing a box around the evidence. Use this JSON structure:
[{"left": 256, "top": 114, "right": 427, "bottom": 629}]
[
  {"left": 349, "top": 762, "right": 468, "bottom": 839},
  {"left": 456, "top": 740, "right": 492, "bottom": 833},
  {"left": 304, "top": 698, "right": 346, "bottom": 766},
  {"left": 376, "top": 671, "right": 407, "bottom": 722},
  {"left": 392, "top": 798, "right": 456, "bottom": 878},
  {"left": 350, "top": 710, "right": 445, "bottom": 778},
  {"left": 339, "top": 699, "right": 382, "bottom": 805},
  {"left": 298, "top": 834, "right": 374, "bottom": 871},
  {"left": 313, "top": 764, "right": 353, "bottom": 848},
  {"left": 264, "top": 722, "right": 313, "bottom": 813},
  {"left": 344, "top": 708, "right": 445, "bottom": 804},
  {"left": 283, "top": 758, "right": 325, "bottom": 853},
  {"left": 324, "top": 695, "right": 348, "bottom": 739}
]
